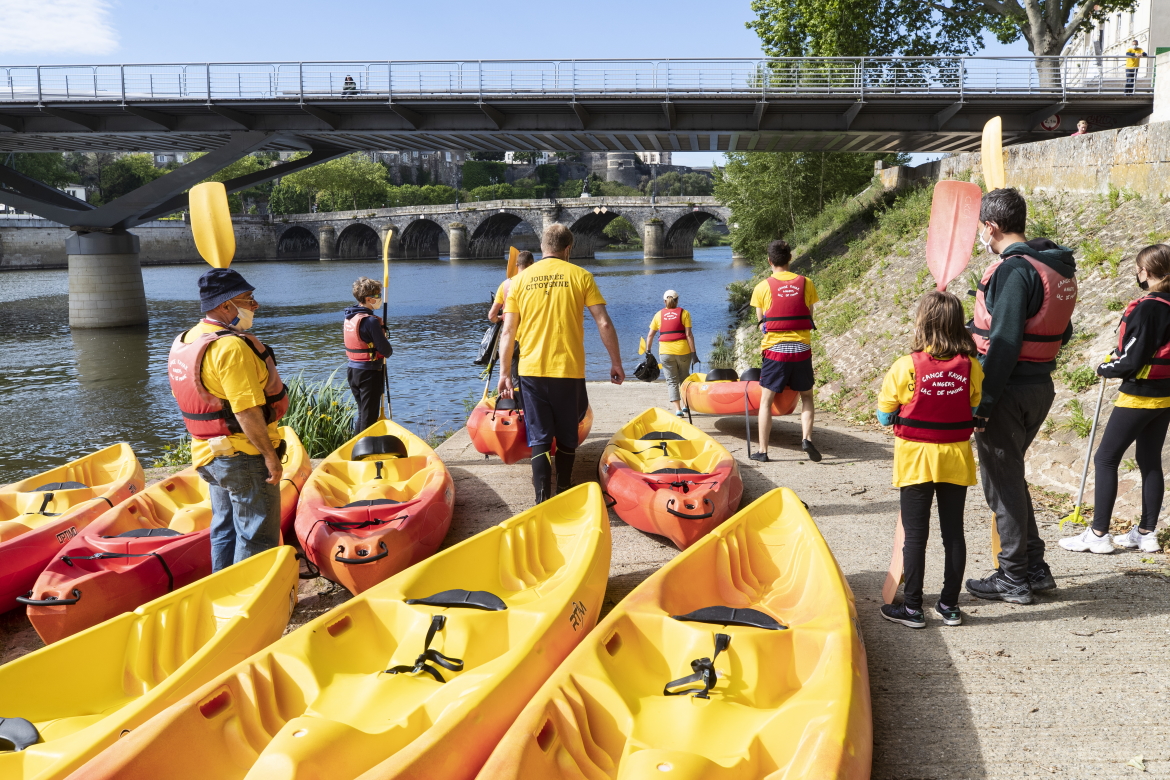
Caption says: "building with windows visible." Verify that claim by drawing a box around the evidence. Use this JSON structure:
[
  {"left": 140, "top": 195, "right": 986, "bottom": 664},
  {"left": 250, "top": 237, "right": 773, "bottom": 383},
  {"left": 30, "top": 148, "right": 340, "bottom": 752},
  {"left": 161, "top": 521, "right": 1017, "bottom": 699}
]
[
  {"left": 636, "top": 151, "right": 671, "bottom": 166},
  {"left": 1062, "top": 0, "right": 1167, "bottom": 93}
]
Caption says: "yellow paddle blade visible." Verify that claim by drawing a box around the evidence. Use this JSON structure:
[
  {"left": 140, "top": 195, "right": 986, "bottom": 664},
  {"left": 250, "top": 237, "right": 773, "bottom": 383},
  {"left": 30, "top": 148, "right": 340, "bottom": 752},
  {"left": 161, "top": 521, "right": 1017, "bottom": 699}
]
[
  {"left": 382, "top": 229, "right": 393, "bottom": 289},
  {"left": 638, "top": 337, "right": 646, "bottom": 356},
  {"left": 981, "top": 117, "right": 1005, "bottom": 191},
  {"left": 190, "top": 182, "right": 235, "bottom": 268},
  {"left": 506, "top": 246, "right": 519, "bottom": 279}
]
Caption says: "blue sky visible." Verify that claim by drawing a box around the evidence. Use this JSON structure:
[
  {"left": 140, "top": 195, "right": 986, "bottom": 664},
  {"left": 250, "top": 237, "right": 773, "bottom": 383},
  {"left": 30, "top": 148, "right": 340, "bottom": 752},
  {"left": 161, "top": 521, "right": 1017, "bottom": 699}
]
[{"left": 0, "top": 0, "right": 1032, "bottom": 167}]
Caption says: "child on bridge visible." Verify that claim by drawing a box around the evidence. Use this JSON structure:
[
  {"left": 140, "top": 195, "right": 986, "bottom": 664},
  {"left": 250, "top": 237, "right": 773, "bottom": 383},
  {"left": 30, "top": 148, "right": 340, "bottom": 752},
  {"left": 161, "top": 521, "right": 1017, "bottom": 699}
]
[{"left": 878, "top": 291, "right": 983, "bottom": 629}]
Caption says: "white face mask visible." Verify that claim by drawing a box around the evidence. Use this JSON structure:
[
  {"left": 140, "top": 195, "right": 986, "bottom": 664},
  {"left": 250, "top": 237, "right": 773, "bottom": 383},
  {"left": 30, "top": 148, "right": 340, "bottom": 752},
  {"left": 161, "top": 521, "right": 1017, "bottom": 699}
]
[
  {"left": 368, "top": 297, "right": 382, "bottom": 309},
  {"left": 978, "top": 225, "right": 995, "bottom": 255},
  {"left": 231, "top": 305, "right": 255, "bottom": 330}
]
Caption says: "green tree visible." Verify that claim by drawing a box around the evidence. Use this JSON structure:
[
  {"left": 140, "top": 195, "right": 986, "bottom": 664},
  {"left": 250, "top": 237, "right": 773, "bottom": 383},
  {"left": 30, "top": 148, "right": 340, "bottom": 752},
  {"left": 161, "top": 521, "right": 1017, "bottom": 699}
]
[
  {"left": 95, "top": 154, "right": 166, "bottom": 206},
  {"left": 385, "top": 184, "right": 460, "bottom": 207},
  {"left": 187, "top": 152, "right": 270, "bottom": 213},
  {"left": 645, "top": 171, "right": 714, "bottom": 197},
  {"left": 6, "top": 153, "right": 75, "bottom": 189},
  {"left": 268, "top": 182, "right": 312, "bottom": 215},
  {"left": 603, "top": 216, "right": 641, "bottom": 246},
  {"left": 714, "top": 151, "right": 905, "bottom": 263},
  {"left": 280, "top": 153, "right": 391, "bottom": 212},
  {"left": 747, "top": 0, "right": 1135, "bottom": 59},
  {"left": 462, "top": 161, "right": 507, "bottom": 191}
]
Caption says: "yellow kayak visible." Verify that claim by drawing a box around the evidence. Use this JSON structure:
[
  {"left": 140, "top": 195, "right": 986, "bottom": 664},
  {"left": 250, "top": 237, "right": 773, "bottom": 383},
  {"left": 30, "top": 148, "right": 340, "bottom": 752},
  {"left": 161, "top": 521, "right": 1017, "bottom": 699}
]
[
  {"left": 74, "top": 483, "right": 612, "bottom": 780},
  {"left": 0, "top": 443, "right": 144, "bottom": 613},
  {"left": 479, "top": 487, "right": 872, "bottom": 780},
  {"left": 0, "top": 546, "right": 298, "bottom": 780}
]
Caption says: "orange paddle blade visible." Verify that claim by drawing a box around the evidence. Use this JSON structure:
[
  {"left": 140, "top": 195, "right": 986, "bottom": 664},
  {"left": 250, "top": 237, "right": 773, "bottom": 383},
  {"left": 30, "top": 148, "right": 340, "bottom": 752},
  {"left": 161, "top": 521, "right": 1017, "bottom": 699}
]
[
  {"left": 981, "top": 117, "right": 1005, "bottom": 191},
  {"left": 925, "top": 180, "right": 983, "bottom": 292},
  {"left": 506, "top": 246, "right": 519, "bottom": 279}
]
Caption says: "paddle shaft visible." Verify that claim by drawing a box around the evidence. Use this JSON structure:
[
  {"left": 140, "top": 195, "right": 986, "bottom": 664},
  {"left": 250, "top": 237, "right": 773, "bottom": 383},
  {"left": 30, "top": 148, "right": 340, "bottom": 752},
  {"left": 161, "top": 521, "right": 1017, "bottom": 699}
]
[{"left": 1073, "top": 377, "right": 1108, "bottom": 510}]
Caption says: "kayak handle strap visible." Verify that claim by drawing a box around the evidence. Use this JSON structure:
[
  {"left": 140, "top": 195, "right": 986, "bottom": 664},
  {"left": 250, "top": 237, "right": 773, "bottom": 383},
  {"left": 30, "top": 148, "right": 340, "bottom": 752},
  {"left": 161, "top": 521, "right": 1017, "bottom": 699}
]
[
  {"left": 59, "top": 551, "right": 174, "bottom": 593},
  {"left": 16, "top": 588, "right": 82, "bottom": 607},
  {"left": 664, "top": 632, "right": 731, "bottom": 699},
  {"left": 296, "top": 552, "right": 321, "bottom": 580},
  {"left": 665, "top": 498, "right": 715, "bottom": 520},
  {"left": 334, "top": 540, "right": 389, "bottom": 565},
  {"left": 382, "top": 614, "right": 465, "bottom": 683}
]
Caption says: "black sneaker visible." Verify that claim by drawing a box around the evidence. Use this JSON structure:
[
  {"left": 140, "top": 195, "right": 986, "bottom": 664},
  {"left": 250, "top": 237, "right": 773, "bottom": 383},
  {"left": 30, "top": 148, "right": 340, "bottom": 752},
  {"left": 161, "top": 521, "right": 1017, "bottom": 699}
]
[
  {"left": 1027, "top": 561, "right": 1056, "bottom": 592},
  {"left": 934, "top": 601, "right": 963, "bottom": 626},
  {"left": 965, "top": 569, "right": 1033, "bottom": 604},
  {"left": 880, "top": 603, "right": 926, "bottom": 628},
  {"left": 749, "top": 451, "right": 769, "bottom": 463},
  {"left": 802, "top": 439, "right": 822, "bottom": 462}
]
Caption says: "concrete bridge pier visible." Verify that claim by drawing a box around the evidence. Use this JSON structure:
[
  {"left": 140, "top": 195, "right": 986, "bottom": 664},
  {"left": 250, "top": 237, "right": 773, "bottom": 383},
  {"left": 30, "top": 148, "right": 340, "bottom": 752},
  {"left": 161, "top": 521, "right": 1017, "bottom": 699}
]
[
  {"left": 319, "top": 225, "right": 336, "bottom": 261},
  {"left": 643, "top": 218, "right": 665, "bottom": 261},
  {"left": 379, "top": 224, "right": 401, "bottom": 261},
  {"left": 67, "top": 232, "right": 148, "bottom": 328},
  {"left": 448, "top": 223, "right": 469, "bottom": 261}
]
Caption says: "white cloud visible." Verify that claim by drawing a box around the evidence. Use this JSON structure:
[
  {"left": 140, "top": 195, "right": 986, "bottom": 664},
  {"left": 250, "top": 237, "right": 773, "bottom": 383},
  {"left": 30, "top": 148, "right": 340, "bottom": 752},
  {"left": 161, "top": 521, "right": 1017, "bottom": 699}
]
[{"left": 0, "top": 0, "right": 119, "bottom": 56}]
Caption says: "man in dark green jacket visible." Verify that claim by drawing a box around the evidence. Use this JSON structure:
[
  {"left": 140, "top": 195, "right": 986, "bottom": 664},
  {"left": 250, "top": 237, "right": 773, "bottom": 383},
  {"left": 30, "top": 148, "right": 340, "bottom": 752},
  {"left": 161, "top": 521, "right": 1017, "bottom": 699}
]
[{"left": 965, "top": 188, "right": 1077, "bottom": 605}]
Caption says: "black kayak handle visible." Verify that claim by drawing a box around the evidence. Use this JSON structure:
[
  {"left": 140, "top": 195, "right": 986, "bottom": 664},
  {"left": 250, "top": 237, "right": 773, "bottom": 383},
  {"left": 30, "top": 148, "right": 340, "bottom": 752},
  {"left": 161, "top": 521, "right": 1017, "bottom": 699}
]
[
  {"left": 666, "top": 498, "right": 715, "bottom": 520},
  {"left": 17, "top": 588, "right": 82, "bottom": 606},
  {"left": 334, "top": 540, "right": 389, "bottom": 565}
]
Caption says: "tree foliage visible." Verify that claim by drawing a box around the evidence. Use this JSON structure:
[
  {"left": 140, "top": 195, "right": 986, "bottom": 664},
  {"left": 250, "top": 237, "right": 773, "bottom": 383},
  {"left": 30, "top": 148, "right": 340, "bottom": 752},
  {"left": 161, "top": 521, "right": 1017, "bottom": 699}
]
[
  {"left": 7, "top": 153, "right": 75, "bottom": 189},
  {"left": 747, "top": 0, "right": 1136, "bottom": 57},
  {"left": 714, "top": 151, "right": 905, "bottom": 263},
  {"left": 643, "top": 171, "right": 714, "bottom": 197},
  {"left": 279, "top": 153, "right": 391, "bottom": 212},
  {"left": 602, "top": 216, "right": 640, "bottom": 245},
  {"left": 462, "top": 161, "right": 507, "bottom": 191},
  {"left": 94, "top": 154, "right": 167, "bottom": 206},
  {"left": 187, "top": 152, "right": 270, "bottom": 213}
]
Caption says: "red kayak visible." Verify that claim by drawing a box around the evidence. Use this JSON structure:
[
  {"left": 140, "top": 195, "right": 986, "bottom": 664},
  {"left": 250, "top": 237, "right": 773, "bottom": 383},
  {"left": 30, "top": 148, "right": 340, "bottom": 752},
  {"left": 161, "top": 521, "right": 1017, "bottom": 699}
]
[
  {"left": 0, "top": 443, "right": 143, "bottom": 614},
  {"left": 467, "top": 394, "right": 595, "bottom": 465},
  {"left": 681, "top": 368, "right": 799, "bottom": 417},
  {"left": 295, "top": 420, "right": 454, "bottom": 595},
  {"left": 24, "top": 428, "right": 309, "bottom": 644}
]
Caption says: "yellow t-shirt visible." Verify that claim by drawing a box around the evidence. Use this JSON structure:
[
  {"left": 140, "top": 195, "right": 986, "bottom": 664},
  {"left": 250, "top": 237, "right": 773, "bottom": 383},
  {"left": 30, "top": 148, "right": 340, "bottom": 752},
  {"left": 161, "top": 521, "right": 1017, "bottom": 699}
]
[
  {"left": 878, "top": 353, "right": 984, "bottom": 488},
  {"left": 182, "top": 321, "right": 280, "bottom": 468},
  {"left": 650, "top": 308, "right": 693, "bottom": 356},
  {"left": 493, "top": 278, "right": 511, "bottom": 306},
  {"left": 1126, "top": 47, "right": 1144, "bottom": 68},
  {"left": 749, "top": 271, "right": 819, "bottom": 349},
  {"left": 504, "top": 257, "right": 606, "bottom": 378}
]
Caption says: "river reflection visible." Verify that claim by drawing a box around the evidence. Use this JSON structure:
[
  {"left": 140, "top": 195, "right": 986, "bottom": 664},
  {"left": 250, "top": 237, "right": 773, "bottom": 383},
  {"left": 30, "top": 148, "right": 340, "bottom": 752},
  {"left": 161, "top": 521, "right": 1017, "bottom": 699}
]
[{"left": 0, "top": 247, "right": 751, "bottom": 481}]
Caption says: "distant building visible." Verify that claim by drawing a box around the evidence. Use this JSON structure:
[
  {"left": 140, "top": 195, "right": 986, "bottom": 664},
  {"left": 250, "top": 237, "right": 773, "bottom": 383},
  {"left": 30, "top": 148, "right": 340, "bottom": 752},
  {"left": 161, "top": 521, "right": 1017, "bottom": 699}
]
[
  {"left": 636, "top": 151, "right": 671, "bottom": 166},
  {"left": 153, "top": 152, "right": 187, "bottom": 167},
  {"left": 1062, "top": 0, "right": 1166, "bottom": 95},
  {"left": 504, "top": 151, "right": 553, "bottom": 165},
  {"left": 375, "top": 150, "right": 466, "bottom": 188}
]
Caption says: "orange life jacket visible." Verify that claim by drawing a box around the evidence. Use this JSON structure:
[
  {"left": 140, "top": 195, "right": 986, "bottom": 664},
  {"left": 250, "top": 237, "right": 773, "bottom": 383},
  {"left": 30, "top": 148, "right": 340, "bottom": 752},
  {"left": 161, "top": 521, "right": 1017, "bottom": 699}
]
[
  {"left": 971, "top": 256, "right": 1076, "bottom": 362},
  {"left": 344, "top": 311, "right": 384, "bottom": 363}
]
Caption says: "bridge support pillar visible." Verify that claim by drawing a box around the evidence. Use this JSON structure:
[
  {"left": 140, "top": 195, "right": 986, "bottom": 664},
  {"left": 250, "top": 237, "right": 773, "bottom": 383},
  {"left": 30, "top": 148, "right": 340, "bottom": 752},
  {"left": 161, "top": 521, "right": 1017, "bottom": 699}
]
[
  {"left": 448, "top": 223, "right": 469, "bottom": 261},
  {"left": 541, "top": 206, "right": 562, "bottom": 238},
  {"left": 318, "top": 225, "right": 336, "bottom": 261},
  {"left": 379, "top": 225, "right": 402, "bottom": 260},
  {"left": 643, "top": 219, "right": 665, "bottom": 261},
  {"left": 67, "top": 232, "right": 148, "bottom": 329}
]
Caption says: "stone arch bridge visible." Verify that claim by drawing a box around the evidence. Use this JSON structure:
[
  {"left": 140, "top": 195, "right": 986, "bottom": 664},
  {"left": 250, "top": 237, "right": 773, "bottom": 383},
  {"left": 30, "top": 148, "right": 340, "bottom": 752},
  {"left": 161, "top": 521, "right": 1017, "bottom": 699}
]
[{"left": 275, "top": 196, "right": 729, "bottom": 262}]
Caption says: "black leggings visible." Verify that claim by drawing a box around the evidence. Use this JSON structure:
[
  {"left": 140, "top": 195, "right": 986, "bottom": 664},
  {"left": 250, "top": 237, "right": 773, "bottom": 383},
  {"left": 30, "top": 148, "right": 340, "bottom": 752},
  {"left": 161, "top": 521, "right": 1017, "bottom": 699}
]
[
  {"left": 1092, "top": 405, "right": 1170, "bottom": 534},
  {"left": 900, "top": 482, "right": 967, "bottom": 611}
]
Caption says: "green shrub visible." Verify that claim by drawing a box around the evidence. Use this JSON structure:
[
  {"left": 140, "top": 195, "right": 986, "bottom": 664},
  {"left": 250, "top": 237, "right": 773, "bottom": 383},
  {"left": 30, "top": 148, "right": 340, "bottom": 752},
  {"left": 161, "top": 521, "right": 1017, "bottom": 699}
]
[
  {"left": 1106, "top": 299, "right": 1125, "bottom": 311},
  {"left": 1080, "top": 239, "right": 1124, "bottom": 276},
  {"left": 1059, "top": 365, "right": 1098, "bottom": 393},
  {"left": 708, "top": 333, "right": 736, "bottom": 369},
  {"left": 1057, "top": 399, "right": 1094, "bottom": 438},
  {"left": 462, "top": 161, "right": 507, "bottom": 191},
  {"left": 819, "top": 301, "right": 865, "bottom": 336}
]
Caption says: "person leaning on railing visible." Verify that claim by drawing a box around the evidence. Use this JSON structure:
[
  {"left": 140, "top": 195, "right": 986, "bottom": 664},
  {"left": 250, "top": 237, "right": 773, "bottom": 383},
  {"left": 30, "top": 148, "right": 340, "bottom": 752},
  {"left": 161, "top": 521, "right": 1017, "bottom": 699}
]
[{"left": 1125, "top": 41, "right": 1147, "bottom": 95}]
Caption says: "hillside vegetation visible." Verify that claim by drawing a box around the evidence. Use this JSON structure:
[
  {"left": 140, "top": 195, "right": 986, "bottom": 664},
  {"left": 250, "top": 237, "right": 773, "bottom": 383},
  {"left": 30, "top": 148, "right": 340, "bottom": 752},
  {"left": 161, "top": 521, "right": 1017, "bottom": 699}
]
[{"left": 724, "top": 174, "right": 1170, "bottom": 526}]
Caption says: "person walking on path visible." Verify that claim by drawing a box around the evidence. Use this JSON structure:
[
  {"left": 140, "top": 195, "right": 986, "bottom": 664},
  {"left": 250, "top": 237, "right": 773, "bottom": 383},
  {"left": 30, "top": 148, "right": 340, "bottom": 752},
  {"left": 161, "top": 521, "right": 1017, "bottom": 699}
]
[
  {"left": 965, "top": 188, "right": 1078, "bottom": 605},
  {"left": 644, "top": 289, "right": 697, "bottom": 417},
  {"left": 488, "top": 251, "right": 534, "bottom": 378},
  {"left": 1061, "top": 244, "right": 1170, "bottom": 555},
  {"left": 498, "top": 224, "right": 624, "bottom": 503},
  {"left": 343, "top": 276, "right": 394, "bottom": 433},
  {"left": 1124, "top": 40, "right": 1146, "bottom": 95},
  {"left": 749, "top": 239, "right": 820, "bottom": 463},
  {"left": 878, "top": 292, "right": 983, "bottom": 629},
  {"left": 167, "top": 268, "right": 288, "bottom": 572}
]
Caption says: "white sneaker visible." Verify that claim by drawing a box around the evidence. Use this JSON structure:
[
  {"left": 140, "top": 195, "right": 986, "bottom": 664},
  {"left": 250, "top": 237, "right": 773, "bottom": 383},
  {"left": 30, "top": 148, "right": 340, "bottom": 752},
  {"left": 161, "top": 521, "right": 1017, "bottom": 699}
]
[
  {"left": 1113, "top": 527, "right": 1162, "bottom": 553},
  {"left": 1059, "top": 528, "right": 1114, "bottom": 554}
]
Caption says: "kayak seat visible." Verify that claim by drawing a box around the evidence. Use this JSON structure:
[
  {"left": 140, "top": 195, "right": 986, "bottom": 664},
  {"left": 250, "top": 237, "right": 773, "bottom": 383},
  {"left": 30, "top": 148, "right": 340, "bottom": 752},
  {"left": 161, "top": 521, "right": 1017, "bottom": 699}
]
[
  {"left": 639, "top": 432, "right": 686, "bottom": 441},
  {"left": 352, "top": 435, "right": 408, "bottom": 461},
  {"left": 672, "top": 606, "right": 786, "bottom": 631},
  {"left": 495, "top": 397, "right": 522, "bottom": 411},
  {"left": 340, "top": 498, "right": 401, "bottom": 508},
  {"left": 706, "top": 368, "right": 739, "bottom": 382},
  {"left": 740, "top": 367, "right": 762, "bottom": 382},
  {"left": 28, "top": 481, "right": 88, "bottom": 492},
  {"left": 406, "top": 589, "right": 507, "bottom": 611},
  {"left": 0, "top": 716, "right": 39, "bottom": 751},
  {"left": 105, "top": 528, "right": 184, "bottom": 538},
  {"left": 650, "top": 467, "right": 704, "bottom": 475}
]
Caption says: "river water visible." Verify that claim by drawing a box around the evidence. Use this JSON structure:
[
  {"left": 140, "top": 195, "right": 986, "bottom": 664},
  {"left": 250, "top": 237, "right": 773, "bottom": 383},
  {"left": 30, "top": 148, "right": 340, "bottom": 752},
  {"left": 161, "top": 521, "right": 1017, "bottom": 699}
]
[{"left": 0, "top": 248, "right": 750, "bottom": 483}]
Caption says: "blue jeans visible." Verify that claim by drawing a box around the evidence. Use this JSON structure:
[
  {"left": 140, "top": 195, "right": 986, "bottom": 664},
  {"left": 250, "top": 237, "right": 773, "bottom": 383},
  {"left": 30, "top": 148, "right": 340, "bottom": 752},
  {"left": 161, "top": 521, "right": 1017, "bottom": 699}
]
[{"left": 197, "top": 453, "right": 281, "bottom": 572}]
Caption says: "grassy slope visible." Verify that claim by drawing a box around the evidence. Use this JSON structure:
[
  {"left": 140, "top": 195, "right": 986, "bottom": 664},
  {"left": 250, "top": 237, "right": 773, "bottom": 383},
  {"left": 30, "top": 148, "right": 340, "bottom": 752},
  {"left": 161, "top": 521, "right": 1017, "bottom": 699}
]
[{"left": 727, "top": 176, "right": 1170, "bottom": 527}]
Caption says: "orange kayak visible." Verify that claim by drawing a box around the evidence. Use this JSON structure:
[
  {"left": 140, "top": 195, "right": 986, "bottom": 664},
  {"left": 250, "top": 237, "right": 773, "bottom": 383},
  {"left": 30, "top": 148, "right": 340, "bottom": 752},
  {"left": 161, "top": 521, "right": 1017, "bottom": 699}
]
[
  {"left": 295, "top": 420, "right": 454, "bottom": 595},
  {"left": 680, "top": 369, "right": 799, "bottom": 417},
  {"left": 599, "top": 408, "right": 743, "bottom": 550},
  {"left": 466, "top": 395, "right": 594, "bottom": 465}
]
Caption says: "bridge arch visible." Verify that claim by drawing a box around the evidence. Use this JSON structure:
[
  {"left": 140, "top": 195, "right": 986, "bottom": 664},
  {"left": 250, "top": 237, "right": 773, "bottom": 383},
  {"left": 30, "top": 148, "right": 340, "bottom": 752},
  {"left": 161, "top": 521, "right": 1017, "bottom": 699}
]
[
  {"left": 336, "top": 223, "right": 380, "bottom": 261},
  {"left": 276, "top": 225, "right": 319, "bottom": 260},
  {"left": 567, "top": 211, "right": 625, "bottom": 259},
  {"left": 469, "top": 212, "right": 540, "bottom": 259},
  {"left": 399, "top": 218, "right": 448, "bottom": 260},
  {"left": 664, "top": 211, "right": 720, "bottom": 258}
]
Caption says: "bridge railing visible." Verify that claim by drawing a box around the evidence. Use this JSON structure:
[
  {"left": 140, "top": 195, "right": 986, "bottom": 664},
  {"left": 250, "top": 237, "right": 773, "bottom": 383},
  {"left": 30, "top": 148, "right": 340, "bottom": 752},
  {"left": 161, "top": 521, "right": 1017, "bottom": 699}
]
[{"left": 0, "top": 57, "right": 1152, "bottom": 102}]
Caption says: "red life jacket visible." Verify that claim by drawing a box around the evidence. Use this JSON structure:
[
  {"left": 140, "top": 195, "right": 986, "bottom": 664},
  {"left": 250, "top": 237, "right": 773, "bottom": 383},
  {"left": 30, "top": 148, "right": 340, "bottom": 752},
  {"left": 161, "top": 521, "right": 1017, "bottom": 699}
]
[
  {"left": 1117, "top": 295, "right": 1170, "bottom": 380},
  {"left": 658, "top": 307, "right": 687, "bottom": 342},
  {"left": 893, "top": 352, "right": 975, "bottom": 444},
  {"left": 344, "top": 311, "right": 384, "bottom": 363},
  {"left": 762, "top": 275, "right": 814, "bottom": 332},
  {"left": 971, "top": 255, "right": 1077, "bottom": 362},
  {"left": 167, "top": 322, "right": 289, "bottom": 440}
]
